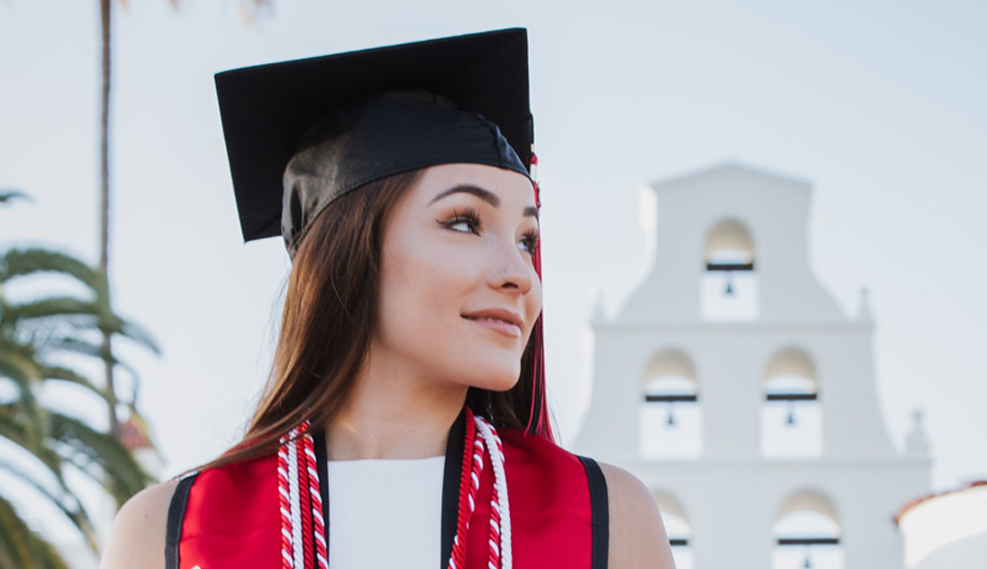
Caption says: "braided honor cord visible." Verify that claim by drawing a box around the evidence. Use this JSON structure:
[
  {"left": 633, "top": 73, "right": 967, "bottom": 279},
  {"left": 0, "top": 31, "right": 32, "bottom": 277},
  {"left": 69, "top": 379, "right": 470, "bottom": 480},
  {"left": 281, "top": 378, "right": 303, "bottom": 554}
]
[
  {"left": 278, "top": 409, "right": 510, "bottom": 569},
  {"left": 475, "top": 415, "right": 513, "bottom": 569},
  {"left": 277, "top": 430, "right": 295, "bottom": 568},
  {"left": 278, "top": 422, "right": 329, "bottom": 569},
  {"left": 447, "top": 407, "right": 513, "bottom": 569}
]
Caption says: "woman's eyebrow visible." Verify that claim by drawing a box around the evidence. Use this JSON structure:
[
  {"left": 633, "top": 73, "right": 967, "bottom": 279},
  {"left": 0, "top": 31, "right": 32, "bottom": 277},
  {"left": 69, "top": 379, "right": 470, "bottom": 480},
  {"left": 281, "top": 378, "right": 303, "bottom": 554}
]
[{"left": 429, "top": 184, "right": 539, "bottom": 220}]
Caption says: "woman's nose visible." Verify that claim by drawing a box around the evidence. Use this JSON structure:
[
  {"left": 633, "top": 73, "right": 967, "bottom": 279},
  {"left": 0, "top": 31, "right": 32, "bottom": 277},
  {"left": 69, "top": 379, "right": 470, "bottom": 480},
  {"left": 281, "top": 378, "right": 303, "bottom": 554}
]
[{"left": 495, "top": 242, "right": 535, "bottom": 294}]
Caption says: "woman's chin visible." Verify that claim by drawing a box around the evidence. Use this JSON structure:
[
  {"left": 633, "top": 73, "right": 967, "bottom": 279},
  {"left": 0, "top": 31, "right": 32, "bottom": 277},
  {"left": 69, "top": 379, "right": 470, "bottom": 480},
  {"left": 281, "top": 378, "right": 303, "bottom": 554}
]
[{"left": 473, "top": 373, "right": 521, "bottom": 393}]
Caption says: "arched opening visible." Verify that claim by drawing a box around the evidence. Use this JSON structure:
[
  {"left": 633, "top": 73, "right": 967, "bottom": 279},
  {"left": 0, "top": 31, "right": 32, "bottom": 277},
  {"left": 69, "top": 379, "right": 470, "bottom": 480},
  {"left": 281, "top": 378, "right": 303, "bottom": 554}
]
[
  {"left": 773, "top": 489, "right": 844, "bottom": 569},
  {"left": 654, "top": 490, "right": 694, "bottom": 569},
  {"left": 640, "top": 348, "right": 702, "bottom": 458},
  {"left": 701, "top": 217, "right": 758, "bottom": 321},
  {"left": 761, "top": 347, "right": 822, "bottom": 458}
]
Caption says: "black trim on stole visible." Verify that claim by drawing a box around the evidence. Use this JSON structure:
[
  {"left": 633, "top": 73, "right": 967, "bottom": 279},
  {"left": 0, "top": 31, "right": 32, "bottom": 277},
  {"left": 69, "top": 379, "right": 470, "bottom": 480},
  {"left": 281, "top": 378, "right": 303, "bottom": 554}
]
[
  {"left": 440, "top": 407, "right": 467, "bottom": 569},
  {"left": 577, "top": 456, "right": 610, "bottom": 569},
  {"left": 314, "top": 428, "right": 331, "bottom": 561},
  {"left": 165, "top": 473, "right": 199, "bottom": 569}
]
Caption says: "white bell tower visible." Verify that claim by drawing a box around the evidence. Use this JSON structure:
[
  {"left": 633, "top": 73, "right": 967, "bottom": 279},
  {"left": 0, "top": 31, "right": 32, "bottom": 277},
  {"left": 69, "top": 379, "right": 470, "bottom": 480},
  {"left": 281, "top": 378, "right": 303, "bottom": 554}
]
[{"left": 571, "top": 162, "right": 931, "bottom": 569}]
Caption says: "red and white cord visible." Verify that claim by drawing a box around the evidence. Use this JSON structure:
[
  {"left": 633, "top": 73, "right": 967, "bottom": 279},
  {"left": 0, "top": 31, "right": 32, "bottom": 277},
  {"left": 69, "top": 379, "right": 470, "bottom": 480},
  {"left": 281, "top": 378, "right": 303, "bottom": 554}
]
[
  {"left": 476, "top": 415, "right": 512, "bottom": 569},
  {"left": 301, "top": 429, "right": 329, "bottom": 569},
  {"left": 277, "top": 429, "right": 296, "bottom": 568},
  {"left": 279, "top": 410, "right": 509, "bottom": 569},
  {"left": 278, "top": 421, "right": 329, "bottom": 569},
  {"left": 446, "top": 407, "right": 512, "bottom": 569}
]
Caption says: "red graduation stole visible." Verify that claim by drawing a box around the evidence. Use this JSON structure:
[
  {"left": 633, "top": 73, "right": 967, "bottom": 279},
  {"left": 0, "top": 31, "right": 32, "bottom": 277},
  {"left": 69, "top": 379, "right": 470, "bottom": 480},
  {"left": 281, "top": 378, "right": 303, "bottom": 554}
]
[{"left": 165, "top": 406, "right": 608, "bottom": 569}]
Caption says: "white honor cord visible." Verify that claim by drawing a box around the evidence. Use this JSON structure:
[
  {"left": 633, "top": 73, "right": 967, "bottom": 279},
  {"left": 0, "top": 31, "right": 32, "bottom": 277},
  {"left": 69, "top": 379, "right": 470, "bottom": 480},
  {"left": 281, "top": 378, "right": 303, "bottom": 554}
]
[
  {"left": 474, "top": 417, "right": 512, "bottom": 569},
  {"left": 287, "top": 427, "right": 304, "bottom": 569}
]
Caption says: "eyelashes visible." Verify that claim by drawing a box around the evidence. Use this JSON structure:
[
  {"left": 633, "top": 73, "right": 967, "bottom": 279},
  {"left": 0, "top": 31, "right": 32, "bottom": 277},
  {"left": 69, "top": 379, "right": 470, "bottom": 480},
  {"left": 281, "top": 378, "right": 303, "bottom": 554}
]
[
  {"left": 439, "top": 205, "right": 540, "bottom": 255},
  {"left": 444, "top": 206, "right": 481, "bottom": 234}
]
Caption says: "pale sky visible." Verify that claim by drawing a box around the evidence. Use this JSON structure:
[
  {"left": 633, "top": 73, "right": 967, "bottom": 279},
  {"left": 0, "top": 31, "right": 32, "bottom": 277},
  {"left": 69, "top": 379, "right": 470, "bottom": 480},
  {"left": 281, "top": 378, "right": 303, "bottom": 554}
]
[{"left": 1, "top": 0, "right": 984, "bottom": 530}]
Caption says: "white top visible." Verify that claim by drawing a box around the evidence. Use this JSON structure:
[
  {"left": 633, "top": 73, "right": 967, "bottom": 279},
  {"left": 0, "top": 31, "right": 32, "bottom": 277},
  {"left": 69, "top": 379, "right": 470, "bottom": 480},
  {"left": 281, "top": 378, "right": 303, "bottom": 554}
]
[{"left": 326, "top": 455, "right": 446, "bottom": 568}]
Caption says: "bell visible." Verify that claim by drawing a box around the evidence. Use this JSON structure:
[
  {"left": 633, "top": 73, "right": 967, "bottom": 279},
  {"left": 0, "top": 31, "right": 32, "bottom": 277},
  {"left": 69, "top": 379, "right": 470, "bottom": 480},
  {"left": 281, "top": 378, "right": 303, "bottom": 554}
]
[
  {"left": 666, "top": 407, "right": 676, "bottom": 427},
  {"left": 724, "top": 276, "right": 734, "bottom": 295},
  {"left": 803, "top": 553, "right": 812, "bottom": 568},
  {"left": 786, "top": 401, "right": 796, "bottom": 426}
]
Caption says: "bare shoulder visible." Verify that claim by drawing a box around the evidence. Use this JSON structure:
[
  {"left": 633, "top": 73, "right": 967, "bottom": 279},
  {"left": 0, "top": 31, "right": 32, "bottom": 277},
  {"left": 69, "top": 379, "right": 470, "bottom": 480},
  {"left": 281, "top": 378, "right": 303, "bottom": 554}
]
[
  {"left": 597, "top": 461, "right": 677, "bottom": 569},
  {"left": 99, "top": 478, "right": 181, "bottom": 569}
]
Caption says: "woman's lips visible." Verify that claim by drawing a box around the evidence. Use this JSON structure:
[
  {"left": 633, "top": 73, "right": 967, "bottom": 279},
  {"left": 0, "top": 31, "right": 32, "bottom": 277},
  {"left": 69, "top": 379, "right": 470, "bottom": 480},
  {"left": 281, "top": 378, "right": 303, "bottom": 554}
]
[{"left": 463, "top": 316, "right": 521, "bottom": 338}]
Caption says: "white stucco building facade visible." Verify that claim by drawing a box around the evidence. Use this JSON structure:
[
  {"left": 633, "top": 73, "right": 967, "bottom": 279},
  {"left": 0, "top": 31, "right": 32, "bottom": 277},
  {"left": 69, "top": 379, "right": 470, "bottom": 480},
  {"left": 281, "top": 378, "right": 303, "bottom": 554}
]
[
  {"left": 896, "top": 481, "right": 987, "bottom": 569},
  {"left": 571, "top": 162, "right": 932, "bottom": 569}
]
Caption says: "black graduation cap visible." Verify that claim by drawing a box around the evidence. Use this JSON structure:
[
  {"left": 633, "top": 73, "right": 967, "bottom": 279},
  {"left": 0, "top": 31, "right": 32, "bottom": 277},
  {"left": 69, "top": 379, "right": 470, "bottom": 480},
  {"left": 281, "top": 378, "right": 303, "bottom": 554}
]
[{"left": 214, "top": 28, "right": 535, "bottom": 257}]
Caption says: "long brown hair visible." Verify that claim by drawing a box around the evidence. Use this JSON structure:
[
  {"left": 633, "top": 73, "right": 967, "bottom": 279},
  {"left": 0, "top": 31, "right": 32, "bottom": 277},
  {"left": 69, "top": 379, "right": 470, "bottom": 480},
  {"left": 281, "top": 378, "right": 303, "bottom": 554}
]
[{"left": 190, "top": 168, "right": 554, "bottom": 474}]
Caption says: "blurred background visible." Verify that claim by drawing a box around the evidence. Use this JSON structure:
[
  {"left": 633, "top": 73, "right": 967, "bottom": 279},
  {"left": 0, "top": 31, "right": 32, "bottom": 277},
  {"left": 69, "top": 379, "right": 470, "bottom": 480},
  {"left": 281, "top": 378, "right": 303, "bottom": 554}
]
[{"left": 0, "top": 0, "right": 984, "bottom": 567}]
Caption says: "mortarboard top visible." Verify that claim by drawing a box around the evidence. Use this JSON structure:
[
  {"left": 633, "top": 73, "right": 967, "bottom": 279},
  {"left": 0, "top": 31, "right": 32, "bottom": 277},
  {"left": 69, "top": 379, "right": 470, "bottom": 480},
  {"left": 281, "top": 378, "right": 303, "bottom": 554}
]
[{"left": 214, "top": 28, "right": 535, "bottom": 255}]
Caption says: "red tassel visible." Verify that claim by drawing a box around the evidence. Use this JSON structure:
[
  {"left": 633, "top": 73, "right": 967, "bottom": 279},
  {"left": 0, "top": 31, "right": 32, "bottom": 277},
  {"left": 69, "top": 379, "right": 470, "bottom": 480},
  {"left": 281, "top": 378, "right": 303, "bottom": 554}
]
[{"left": 524, "top": 152, "right": 554, "bottom": 442}]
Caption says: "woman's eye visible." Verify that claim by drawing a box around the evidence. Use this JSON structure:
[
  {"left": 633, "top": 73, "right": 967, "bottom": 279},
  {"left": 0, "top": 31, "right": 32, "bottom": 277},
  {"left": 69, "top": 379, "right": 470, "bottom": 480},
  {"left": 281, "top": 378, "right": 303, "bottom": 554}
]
[
  {"left": 520, "top": 232, "right": 540, "bottom": 255},
  {"left": 440, "top": 207, "right": 481, "bottom": 235},
  {"left": 439, "top": 207, "right": 538, "bottom": 255},
  {"left": 448, "top": 220, "right": 475, "bottom": 234}
]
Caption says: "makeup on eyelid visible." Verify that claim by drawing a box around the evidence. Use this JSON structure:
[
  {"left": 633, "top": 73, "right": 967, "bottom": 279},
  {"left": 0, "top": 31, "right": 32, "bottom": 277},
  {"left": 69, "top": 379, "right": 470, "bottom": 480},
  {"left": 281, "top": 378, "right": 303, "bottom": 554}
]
[{"left": 437, "top": 205, "right": 540, "bottom": 255}]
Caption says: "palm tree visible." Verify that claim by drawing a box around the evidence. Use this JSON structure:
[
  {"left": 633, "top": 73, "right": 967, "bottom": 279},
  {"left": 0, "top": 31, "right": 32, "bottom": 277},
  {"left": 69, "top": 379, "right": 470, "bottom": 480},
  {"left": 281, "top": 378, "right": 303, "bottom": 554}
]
[
  {"left": 96, "top": 0, "right": 272, "bottom": 442},
  {"left": 0, "top": 191, "right": 160, "bottom": 567},
  {"left": 98, "top": 0, "right": 119, "bottom": 441},
  {"left": 0, "top": 2, "right": 275, "bottom": 564}
]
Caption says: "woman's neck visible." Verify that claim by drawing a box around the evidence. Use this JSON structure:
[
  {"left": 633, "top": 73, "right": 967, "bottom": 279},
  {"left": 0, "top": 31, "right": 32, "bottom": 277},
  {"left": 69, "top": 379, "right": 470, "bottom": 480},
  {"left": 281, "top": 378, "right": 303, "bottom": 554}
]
[{"left": 323, "top": 358, "right": 469, "bottom": 461}]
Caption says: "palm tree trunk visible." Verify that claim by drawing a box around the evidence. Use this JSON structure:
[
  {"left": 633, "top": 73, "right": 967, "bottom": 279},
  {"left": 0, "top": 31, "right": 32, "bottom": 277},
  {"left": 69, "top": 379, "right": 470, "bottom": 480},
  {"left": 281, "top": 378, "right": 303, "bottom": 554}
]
[{"left": 99, "top": 0, "right": 119, "bottom": 438}]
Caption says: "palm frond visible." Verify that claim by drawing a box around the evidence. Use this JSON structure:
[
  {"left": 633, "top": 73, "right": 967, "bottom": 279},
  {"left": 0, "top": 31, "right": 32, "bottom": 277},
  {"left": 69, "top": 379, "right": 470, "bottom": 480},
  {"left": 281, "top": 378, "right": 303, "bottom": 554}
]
[
  {"left": 35, "top": 364, "right": 108, "bottom": 402},
  {"left": 0, "top": 350, "right": 41, "bottom": 381},
  {"left": 0, "top": 493, "right": 70, "bottom": 569},
  {"left": 0, "top": 190, "right": 31, "bottom": 205},
  {"left": 116, "top": 317, "right": 161, "bottom": 355},
  {"left": 5, "top": 298, "right": 103, "bottom": 326},
  {"left": 0, "top": 408, "right": 66, "bottom": 486},
  {"left": 0, "top": 459, "right": 98, "bottom": 553},
  {"left": 32, "top": 337, "right": 107, "bottom": 360},
  {"left": 1, "top": 203, "right": 160, "bottom": 555},
  {"left": 0, "top": 248, "right": 104, "bottom": 294},
  {"left": 48, "top": 412, "right": 154, "bottom": 506},
  {"left": 0, "top": 359, "right": 47, "bottom": 448},
  {"left": 8, "top": 298, "right": 161, "bottom": 357}
]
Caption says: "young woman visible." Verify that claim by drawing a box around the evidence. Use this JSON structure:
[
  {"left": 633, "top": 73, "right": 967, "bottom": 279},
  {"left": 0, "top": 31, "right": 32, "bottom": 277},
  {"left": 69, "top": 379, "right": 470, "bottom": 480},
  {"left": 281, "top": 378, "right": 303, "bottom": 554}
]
[{"left": 100, "top": 29, "right": 675, "bottom": 569}]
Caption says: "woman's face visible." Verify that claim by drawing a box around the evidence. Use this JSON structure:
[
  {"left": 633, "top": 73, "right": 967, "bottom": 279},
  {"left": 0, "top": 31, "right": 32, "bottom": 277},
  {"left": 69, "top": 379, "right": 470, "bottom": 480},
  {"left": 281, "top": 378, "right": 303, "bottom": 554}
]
[{"left": 373, "top": 163, "right": 542, "bottom": 393}]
